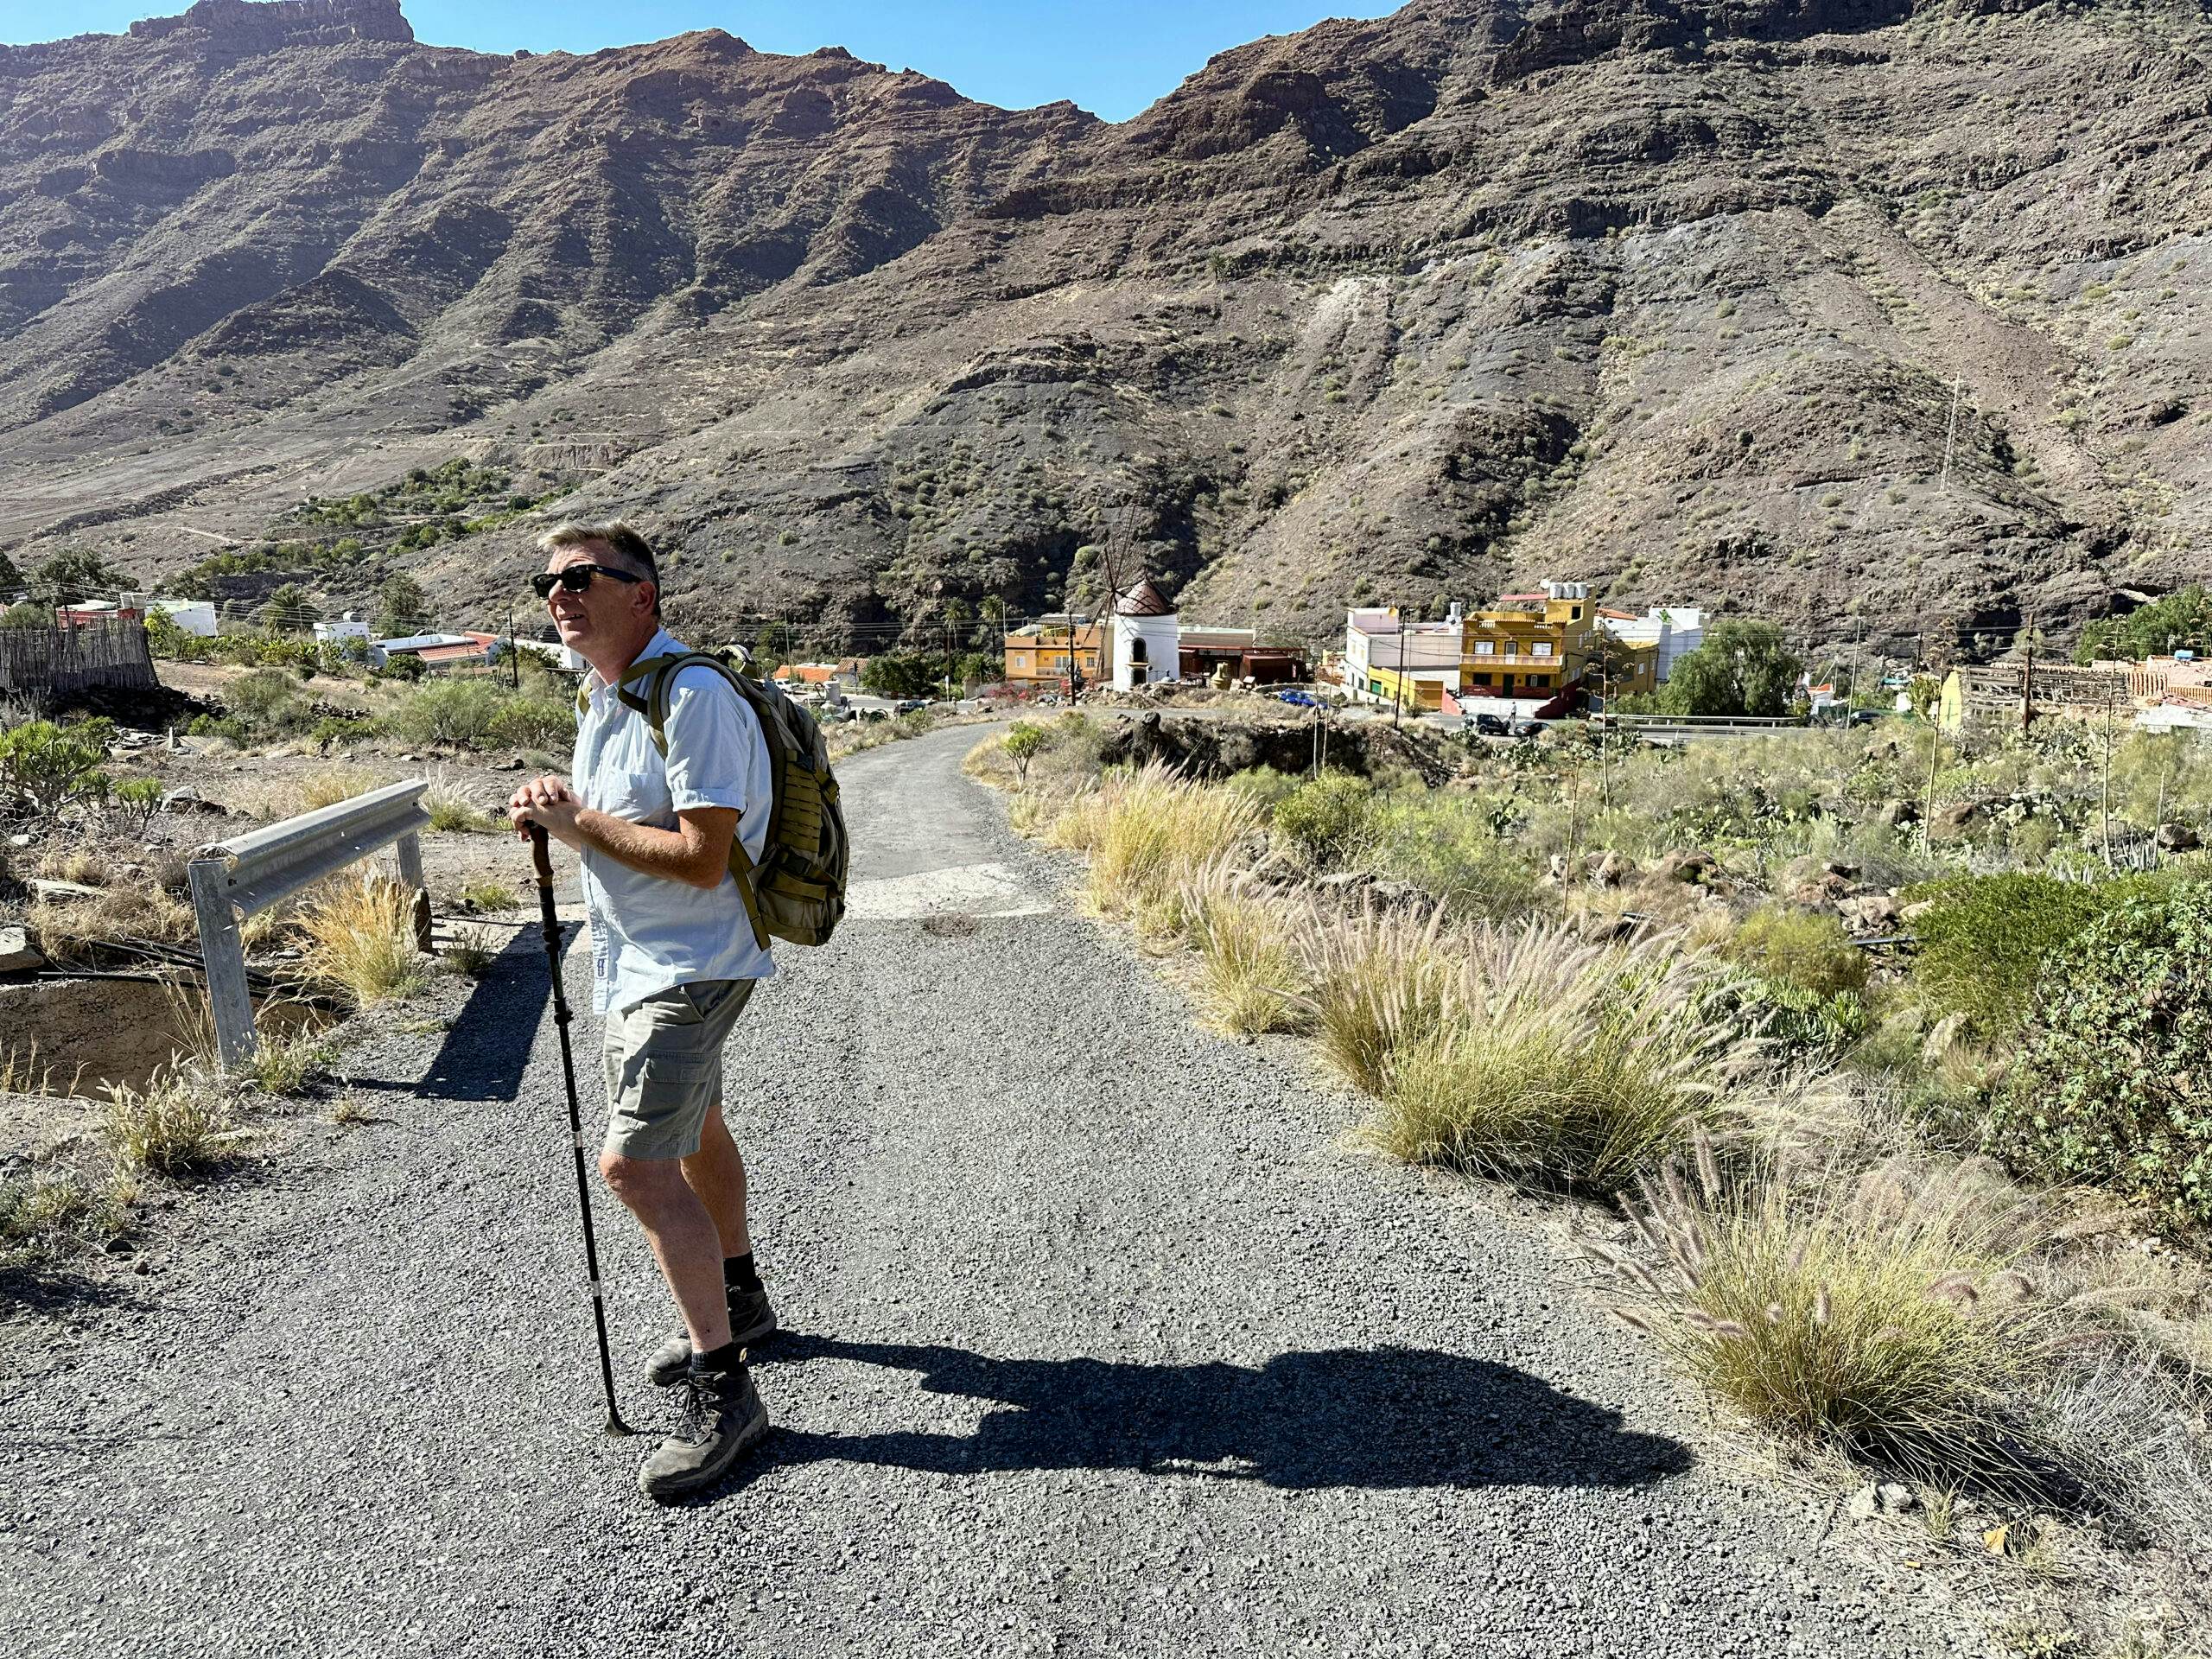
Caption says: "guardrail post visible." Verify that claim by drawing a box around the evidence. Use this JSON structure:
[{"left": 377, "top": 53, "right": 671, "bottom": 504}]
[
  {"left": 393, "top": 830, "right": 432, "bottom": 952},
  {"left": 187, "top": 855, "right": 257, "bottom": 1072}
]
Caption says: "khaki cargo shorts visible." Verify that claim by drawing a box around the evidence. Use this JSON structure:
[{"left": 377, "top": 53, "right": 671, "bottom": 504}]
[{"left": 601, "top": 978, "right": 756, "bottom": 1160}]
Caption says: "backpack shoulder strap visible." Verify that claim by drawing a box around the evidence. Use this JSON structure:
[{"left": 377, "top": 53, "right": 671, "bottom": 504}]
[{"left": 625, "top": 652, "right": 772, "bottom": 952}]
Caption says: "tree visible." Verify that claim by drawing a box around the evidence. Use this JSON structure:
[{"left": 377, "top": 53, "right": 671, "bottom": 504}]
[
  {"left": 972, "top": 595, "right": 1007, "bottom": 648},
  {"left": 2074, "top": 584, "right": 2212, "bottom": 664},
  {"left": 0, "top": 548, "right": 22, "bottom": 594},
  {"left": 861, "top": 652, "right": 938, "bottom": 699},
  {"left": 1659, "top": 619, "right": 1802, "bottom": 717},
  {"left": 376, "top": 573, "right": 430, "bottom": 638},
  {"left": 260, "top": 582, "right": 320, "bottom": 634},
  {"left": 1001, "top": 721, "right": 1046, "bottom": 783},
  {"left": 2, "top": 601, "right": 49, "bottom": 630},
  {"left": 34, "top": 548, "right": 128, "bottom": 599},
  {"left": 752, "top": 624, "right": 786, "bottom": 676}
]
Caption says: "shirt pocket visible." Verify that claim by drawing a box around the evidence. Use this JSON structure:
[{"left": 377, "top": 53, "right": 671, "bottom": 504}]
[{"left": 598, "top": 764, "right": 671, "bottom": 823}]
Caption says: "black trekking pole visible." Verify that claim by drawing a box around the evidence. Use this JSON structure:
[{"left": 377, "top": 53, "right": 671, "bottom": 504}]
[{"left": 527, "top": 823, "right": 634, "bottom": 1438}]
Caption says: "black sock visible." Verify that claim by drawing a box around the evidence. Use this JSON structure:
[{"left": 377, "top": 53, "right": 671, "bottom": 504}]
[
  {"left": 691, "top": 1338, "right": 746, "bottom": 1375},
  {"left": 724, "top": 1252, "right": 762, "bottom": 1295}
]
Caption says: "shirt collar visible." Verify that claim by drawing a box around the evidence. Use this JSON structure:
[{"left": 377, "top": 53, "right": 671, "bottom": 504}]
[{"left": 582, "top": 626, "right": 684, "bottom": 706}]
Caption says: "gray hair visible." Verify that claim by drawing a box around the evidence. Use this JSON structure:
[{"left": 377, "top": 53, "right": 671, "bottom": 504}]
[{"left": 537, "top": 520, "right": 661, "bottom": 613}]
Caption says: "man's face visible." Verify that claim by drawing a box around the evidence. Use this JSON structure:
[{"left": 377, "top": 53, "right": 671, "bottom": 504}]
[{"left": 543, "top": 543, "right": 652, "bottom": 653}]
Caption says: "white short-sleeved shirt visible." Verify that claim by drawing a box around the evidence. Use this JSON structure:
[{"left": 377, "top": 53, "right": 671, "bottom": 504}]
[{"left": 573, "top": 628, "right": 775, "bottom": 1015}]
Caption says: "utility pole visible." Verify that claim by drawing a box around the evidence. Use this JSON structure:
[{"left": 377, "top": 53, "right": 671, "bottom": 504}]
[
  {"left": 506, "top": 601, "right": 519, "bottom": 689},
  {"left": 2021, "top": 612, "right": 2036, "bottom": 734}
]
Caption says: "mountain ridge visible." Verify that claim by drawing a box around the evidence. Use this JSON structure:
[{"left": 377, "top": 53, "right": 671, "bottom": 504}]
[{"left": 3, "top": 0, "right": 2208, "bottom": 654}]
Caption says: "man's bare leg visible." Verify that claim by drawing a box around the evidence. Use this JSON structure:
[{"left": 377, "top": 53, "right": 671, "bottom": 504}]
[
  {"left": 599, "top": 1153, "right": 733, "bottom": 1354},
  {"left": 681, "top": 1103, "right": 752, "bottom": 1258}
]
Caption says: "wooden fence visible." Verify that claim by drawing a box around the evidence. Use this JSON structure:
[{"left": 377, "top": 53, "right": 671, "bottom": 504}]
[
  {"left": 1960, "top": 661, "right": 2133, "bottom": 718},
  {"left": 0, "top": 619, "right": 157, "bottom": 700}
]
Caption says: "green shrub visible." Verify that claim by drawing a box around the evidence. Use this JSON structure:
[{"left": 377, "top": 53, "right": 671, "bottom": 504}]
[
  {"left": 110, "top": 776, "right": 164, "bottom": 834},
  {"left": 485, "top": 695, "right": 575, "bottom": 751},
  {"left": 0, "top": 717, "right": 113, "bottom": 814},
  {"left": 390, "top": 680, "right": 508, "bottom": 749},
  {"left": 1985, "top": 881, "right": 2212, "bottom": 1227},
  {"left": 1363, "top": 795, "right": 1541, "bottom": 918},
  {"left": 1733, "top": 978, "right": 1872, "bottom": 1068},
  {"left": 223, "top": 668, "right": 313, "bottom": 734},
  {"left": 308, "top": 715, "right": 384, "bottom": 750},
  {"left": 1273, "top": 772, "right": 1374, "bottom": 870},
  {"left": 185, "top": 714, "right": 246, "bottom": 743},
  {"left": 1906, "top": 874, "right": 2136, "bottom": 1038},
  {"left": 1726, "top": 906, "right": 1869, "bottom": 997}
]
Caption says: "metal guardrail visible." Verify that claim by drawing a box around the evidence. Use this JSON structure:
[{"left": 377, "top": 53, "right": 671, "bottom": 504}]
[{"left": 187, "top": 779, "right": 431, "bottom": 1071}]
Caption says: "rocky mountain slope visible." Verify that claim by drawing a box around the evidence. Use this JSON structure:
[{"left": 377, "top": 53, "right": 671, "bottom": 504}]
[{"left": 3, "top": 0, "right": 2208, "bottom": 655}]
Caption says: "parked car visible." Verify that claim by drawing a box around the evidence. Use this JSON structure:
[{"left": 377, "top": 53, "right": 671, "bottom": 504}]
[
  {"left": 893, "top": 697, "right": 930, "bottom": 715},
  {"left": 1274, "top": 690, "right": 1319, "bottom": 708},
  {"left": 1511, "top": 719, "right": 1544, "bottom": 739},
  {"left": 1465, "top": 711, "right": 1511, "bottom": 737}
]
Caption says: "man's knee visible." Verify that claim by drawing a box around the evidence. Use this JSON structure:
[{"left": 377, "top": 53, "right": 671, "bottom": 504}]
[{"left": 601, "top": 1148, "right": 688, "bottom": 1212}]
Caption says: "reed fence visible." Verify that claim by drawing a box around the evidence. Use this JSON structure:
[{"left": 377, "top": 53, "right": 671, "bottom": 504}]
[{"left": 0, "top": 619, "right": 157, "bottom": 701}]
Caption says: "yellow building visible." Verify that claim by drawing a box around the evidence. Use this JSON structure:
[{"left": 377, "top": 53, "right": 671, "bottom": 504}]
[
  {"left": 1458, "top": 582, "right": 1599, "bottom": 700},
  {"left": 1003, "top": 616, "right": 1104, "bottom": 690},
  {"left": 1451, "top": 582, "right": 1656, "bottom": 703}
]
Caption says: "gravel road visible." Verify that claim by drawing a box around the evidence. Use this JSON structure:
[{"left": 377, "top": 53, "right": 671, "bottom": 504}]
[{"left": 2, "top": 723, "right": 1972, "bottom": 1657}]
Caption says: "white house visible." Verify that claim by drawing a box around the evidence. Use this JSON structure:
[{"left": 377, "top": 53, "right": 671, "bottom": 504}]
[
  {"left": 1599, "top": 606, "right": 1706, "bottom": 682},
  {"left": 147, "top": 598, "right": 217, "bottom": 637},
  {"left": 314, "top": 613, "right": 374, "bottom": 651},
  {"left": 1341, "top": 606, "right": 1462, "bottom": 710},
  {"left": 1111, "top": 577, "right": 1181, "bottom": 690}
]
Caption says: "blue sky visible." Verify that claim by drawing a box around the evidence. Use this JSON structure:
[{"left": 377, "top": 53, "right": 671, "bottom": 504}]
[{"left": 7, "top": 2, "right": 1404, "bottom": 120}]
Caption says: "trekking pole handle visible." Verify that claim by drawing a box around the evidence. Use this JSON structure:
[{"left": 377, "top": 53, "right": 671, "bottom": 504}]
[{"left": 529, "top": 821, "right": 553, "bottom": 887}]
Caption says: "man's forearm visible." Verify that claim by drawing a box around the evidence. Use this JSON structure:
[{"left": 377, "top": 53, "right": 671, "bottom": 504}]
[{"left": 572, "top": 807, "right": 723, "bottom": 889}]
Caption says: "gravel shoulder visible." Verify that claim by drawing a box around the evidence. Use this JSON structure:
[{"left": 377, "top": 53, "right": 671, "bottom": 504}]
[{"left": 1, "top": 723, "right": 1974, "bottom": 1657}]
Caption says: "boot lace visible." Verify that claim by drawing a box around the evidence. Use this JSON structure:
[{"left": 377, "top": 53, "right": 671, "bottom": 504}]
[{"left": 671, "top": 1370, "right": 717, "bottom": 1446}]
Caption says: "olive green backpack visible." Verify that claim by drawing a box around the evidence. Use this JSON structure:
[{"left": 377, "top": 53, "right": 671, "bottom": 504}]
[{"left": 615, "top": 652, "right": 849, "bottom": 950}]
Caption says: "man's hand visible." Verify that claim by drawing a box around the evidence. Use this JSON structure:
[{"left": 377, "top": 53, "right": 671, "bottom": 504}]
[{"left": 509, "top": 774, "right": 582, "bottom": 847}]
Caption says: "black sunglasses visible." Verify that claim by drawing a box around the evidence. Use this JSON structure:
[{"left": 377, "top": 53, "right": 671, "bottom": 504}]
[{"left": 532, "top": 563, "right": 648, "bottom": 601}]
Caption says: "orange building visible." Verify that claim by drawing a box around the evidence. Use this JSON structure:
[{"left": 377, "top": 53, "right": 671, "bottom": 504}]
[{"left": 1003, "top": 616, "right": 1104, "bottom": 690}]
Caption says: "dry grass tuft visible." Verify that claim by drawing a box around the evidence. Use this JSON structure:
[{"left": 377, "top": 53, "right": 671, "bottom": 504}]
[
  {"left": 103, "top": 1065, "right": 235, "bottom": 1179},
  {"left": 296, "top": 875, "right": 428, "bottom": 1004},
  {"left": 1294, "top": 899, "right": 1458, "bottom": 1097},
  {"left": 454, "top": 878, "right": 519, "bottom": 913},
  {"left": 1599, "top": 1145, "right": 2060, "bottom": 1489},
  {"left": 0, "top": 1040, "right": 86, "bottom": 1098},
  {"left": 298, "top": 764, "right": 389, "bottom": 812},
  {"left": 442, "top": 925, "right": 501, "bottom": 977},
  {"left": 1181, "top": 866, "right": 1306, "bottom": 1037},
  {"left": 425, "top": 789, "right": 493, "bottom": 833},
  {"left": 29, "top": 884, "right": 196, "bottom": 962},
  {"left": 244, "top": 1017, "right": 340, "bottom": 1096},
  {"left": 1047, "top": 762, "right": 1262, "bottom": 927},
  {"left": 1311, "top": 914, "right": 1743, "bottom": 1194}
]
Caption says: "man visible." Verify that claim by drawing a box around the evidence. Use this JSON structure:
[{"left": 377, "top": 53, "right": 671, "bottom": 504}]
[{"left": 507, "top": 520, "right": 776, "bottom": 1500}]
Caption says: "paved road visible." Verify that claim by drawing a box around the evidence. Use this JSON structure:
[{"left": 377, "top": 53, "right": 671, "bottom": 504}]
[{"left": 2, "top": 725, "right": 1966, "bottom": 1656}]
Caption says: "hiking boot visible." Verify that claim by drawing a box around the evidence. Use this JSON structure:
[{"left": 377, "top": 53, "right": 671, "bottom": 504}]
[
  {"left": 645, "top": 1286, "right": 778, "bottom": 1387},
  {"left": 638, "top": 1358, "right": 768, "bottom": 1502}
]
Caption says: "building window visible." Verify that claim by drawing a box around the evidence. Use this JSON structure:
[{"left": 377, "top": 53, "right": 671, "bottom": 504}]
[
  {"left": 1532, "top": 642, "right": 1554, "bottom": 658},
  {"left": 1471, "top": 672, "right": 1491, "bottom": 687},
  {"left": 1472, "top": 640, "right": 1494, "bottom": 656}
]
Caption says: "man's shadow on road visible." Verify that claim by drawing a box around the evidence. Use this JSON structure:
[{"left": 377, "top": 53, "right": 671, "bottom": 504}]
[{"left": 709, "top": 1333, "right": 1691, "bottom": 1496}]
